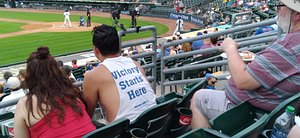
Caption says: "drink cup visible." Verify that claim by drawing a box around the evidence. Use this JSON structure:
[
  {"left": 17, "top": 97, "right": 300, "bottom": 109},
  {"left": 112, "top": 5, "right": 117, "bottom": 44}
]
[
  {"left": 130, "top": 128, "right": 147, "bottom": 138},
  {"left": 178, "top": 107, "right": 192, "bottom": 126},
  {"left": 6, "top": 122, "right": 14, "bottom": 137}
]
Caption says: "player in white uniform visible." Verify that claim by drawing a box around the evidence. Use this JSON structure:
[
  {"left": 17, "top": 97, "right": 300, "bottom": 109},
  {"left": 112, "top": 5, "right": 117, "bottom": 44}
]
[
  {"left": 63, "top": 9, "right": 72, "bottom": 27},
  {"left": 173, "top": 17, "right": 183, "bottom": 35}
]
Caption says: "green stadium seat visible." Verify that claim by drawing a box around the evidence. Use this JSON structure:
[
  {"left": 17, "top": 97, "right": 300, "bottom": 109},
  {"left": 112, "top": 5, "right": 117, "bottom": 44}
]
[
  {"left": 130, "top": 98, "right": 178, "bottom": 138},
  {"left": 178, "top": 128, "right": 230, "bottom": 138},
  {"left": 209, "top": 101, "right": 268, "bottom": 137},
  {"left": 82, "top": 118, "right": 130, "bottom": 138},
  {"left": 167, "top": 80, "right": 206, "bottom": 137},
  {"left": 263, "top": 92, "right": 300, "bottom": 130}
]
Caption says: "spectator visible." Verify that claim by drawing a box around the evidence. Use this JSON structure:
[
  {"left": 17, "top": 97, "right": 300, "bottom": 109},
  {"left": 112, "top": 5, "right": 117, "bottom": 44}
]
[
  {"left": 255, "top": 25, "right": 277, "bottom": 35},
  {"left": 170, "top": 46, "right": 177, "bottom": 55},
  {"left": 224, "top": 15, "right": 230, "bottom": 24},
  {"left": 3, "top": 71, "right": 13, "bottom": 82},
  {"left": 83, "top": 25, "right": 156, "bottom": 123},
  {"left": 189, "top": 0, "right": 300, "bottom": 129},
  {"left": 72, "top": 59, "right": 79, "bottom": 69},
  {"left": 200, "top": 37, "right": 218, "bottom": 50},
  {"left": 1, "top": 71, "right": 13, "bottom": 92},
  {"left": 62, "top": 65, "right": 76, "bottom": 83},
  {"left": 17, "top": 69, "right": 27, "bottom": 89},
  {"left": 191, "top": 32, "right": 204, "bottom": 51},
  {"left": 181, "top": 41, "right": 192, "bottom": 52},
  {"left": 14, "top": 47, "right": 95, "bottom": 137},
  {"left": 176, "top": 32, "right": 181, "bottom": 39},
  {"left": 0, "top": 77, "right": 24, "bottom": 114},
  {"left": 57, "top": 60, "right": 64, "bottom": 68},
  {"left": 0, "top": 85, "right": 3, "bottom": 96}
]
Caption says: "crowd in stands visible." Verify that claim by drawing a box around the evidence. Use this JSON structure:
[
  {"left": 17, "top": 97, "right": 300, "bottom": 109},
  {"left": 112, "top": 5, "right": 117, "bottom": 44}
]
[{"left": 171, "top": 0, "right": 277, "bottom": 29}]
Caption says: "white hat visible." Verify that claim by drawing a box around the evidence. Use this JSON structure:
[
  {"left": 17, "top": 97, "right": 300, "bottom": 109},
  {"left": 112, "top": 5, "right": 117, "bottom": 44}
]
[
  {"left": 281, "top": 0, "right": 300, "bottom": 13},
  {"left": 7, "top": 77, "right": 21, "bottom": 90},
  {"left": 176, "top": 32, "right": 181, "bottom": 35}
]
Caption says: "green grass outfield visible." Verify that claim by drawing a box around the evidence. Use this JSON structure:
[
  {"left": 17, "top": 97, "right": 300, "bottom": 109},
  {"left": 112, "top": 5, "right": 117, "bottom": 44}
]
[
  {"left": 0, "top": 21, "right": 24, "bottom": 34},
  {"left": 0, "top": 11, "right": 168, "bottom": 66}
]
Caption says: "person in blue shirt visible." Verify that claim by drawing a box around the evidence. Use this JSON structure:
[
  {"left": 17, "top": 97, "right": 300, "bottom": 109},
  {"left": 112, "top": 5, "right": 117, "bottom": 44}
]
[
  {"left": 191, "top": 32, "right": 203, "bottom": 51},
  {"left": 255, "top": 25, "right": 277, "bottom": 35}
]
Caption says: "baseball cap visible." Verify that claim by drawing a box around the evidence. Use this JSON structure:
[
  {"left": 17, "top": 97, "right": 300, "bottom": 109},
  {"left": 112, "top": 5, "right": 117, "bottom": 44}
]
[
  {"left": 7, "top": 77, "right": 21, "bottom": 90},
  {"left": 281, "top": 0, "right": 300, "bottom": 13}
]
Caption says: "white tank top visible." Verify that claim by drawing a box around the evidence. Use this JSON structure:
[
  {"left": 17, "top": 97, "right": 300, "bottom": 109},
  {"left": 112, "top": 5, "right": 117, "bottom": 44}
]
[{"left": 101, "top": 56, "right": 157, "bottom": 122}]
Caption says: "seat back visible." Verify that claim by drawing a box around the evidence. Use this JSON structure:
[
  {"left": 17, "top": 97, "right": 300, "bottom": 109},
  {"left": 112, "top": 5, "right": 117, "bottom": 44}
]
[
  {"left": 0, "top": 93, "right": 11, "bottom": 102},
  {"left": 82, "top": 118, "right": 130, "bottom": 138},
  {"left": 232, "top": 114, "right": 269, "bottom": 138},
  {"left": 264, "top": 92, "right": 300, "bottom": 130},
  {"left": 178, "top": 128, "right": 231, "bottom": 138},
  {"left": 156, "top": 92, "right": 182, "bottom": 104},
  {"left": 0, "top": 112, "right": 14, "bottom": 121},
  {"left": 209, "top": 102, "right": 258, "bottom": 137},
  {"left": 130, "top": 98, "right": 177, "bottom": 138}
]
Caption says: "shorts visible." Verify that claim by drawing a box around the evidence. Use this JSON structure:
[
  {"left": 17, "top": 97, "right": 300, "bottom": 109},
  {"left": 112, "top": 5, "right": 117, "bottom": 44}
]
[{"left": 194, "top": 89, "right": 233, "bottom": 120}]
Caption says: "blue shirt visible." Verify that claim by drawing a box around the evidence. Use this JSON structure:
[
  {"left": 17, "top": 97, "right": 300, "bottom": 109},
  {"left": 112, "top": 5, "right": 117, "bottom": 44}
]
[{"left": 191, "top": 40, "right": 203, "bottom": 51}]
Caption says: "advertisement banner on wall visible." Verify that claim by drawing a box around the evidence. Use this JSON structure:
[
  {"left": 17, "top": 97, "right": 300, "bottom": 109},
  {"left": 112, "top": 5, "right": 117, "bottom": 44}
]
[
  {"left": 169, "top": 12, "right": 190, "bottom": 21},
  {"left": 169, "top": 12, "right": 205, "bottom": 28}
]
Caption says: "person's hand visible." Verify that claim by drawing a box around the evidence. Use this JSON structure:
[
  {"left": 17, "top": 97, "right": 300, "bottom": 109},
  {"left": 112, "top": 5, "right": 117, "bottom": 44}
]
[{"left": 220, "top": 37, "right": 238, "bottom": 53}]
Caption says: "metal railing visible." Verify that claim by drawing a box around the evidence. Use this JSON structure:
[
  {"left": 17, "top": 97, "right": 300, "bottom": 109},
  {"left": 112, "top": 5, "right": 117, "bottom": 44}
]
[
  {"left": 0, "top": 19, "right": 278, "bottom": 110},
  {"left": 118, "top": 26, "right": 158, "bottom": 93},
  {"left": 160, "top": 18, "right": 277, "bottom": 94}
]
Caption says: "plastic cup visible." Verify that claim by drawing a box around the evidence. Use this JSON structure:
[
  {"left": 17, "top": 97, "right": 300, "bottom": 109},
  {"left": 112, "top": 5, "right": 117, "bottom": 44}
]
[
  {"left": 6, "top": 122, "right": 14, "bottom": 137},
  {"left": 130, "top": 128, "right": 147, "bottom": 138},
  {"left": 178, "top": 107, "right": 192, "bottom": 126}
]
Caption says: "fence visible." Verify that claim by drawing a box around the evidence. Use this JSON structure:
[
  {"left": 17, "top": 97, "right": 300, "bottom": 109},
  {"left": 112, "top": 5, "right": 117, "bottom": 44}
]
[
  {"left": 160, "top": 18, "right": 277, "bottom": 94},
  {"left": 0, "top": 19, "right": 277, "bottom": 112}
]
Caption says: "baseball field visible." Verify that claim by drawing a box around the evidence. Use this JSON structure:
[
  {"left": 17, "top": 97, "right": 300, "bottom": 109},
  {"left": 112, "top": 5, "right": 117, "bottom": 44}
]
[{"left": 0, "top": 8, "right": 177, "bottom": 66}]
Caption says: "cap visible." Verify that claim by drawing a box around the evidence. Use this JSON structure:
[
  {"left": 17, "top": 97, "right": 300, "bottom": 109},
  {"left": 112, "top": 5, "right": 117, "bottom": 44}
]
[
  {"left": 281, "top": 0, "right": 300, "bottom": 13},
  {"left": 176, "top": 32, "right": 181, "bottom": 36},
  {"left": 197, "top": 32, "right": 203, "bottom": 36},
  {"left": 7, "top": 77, "right": 21, "bottom": 90},
  {"left": 286, "top": 106, "right": 295, "bottom": 113}
]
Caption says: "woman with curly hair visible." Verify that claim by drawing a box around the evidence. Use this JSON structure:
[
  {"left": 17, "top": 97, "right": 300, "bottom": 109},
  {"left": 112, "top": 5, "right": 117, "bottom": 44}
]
[{"left": 14, "top": 46, "right": 95, "bottom": 138}]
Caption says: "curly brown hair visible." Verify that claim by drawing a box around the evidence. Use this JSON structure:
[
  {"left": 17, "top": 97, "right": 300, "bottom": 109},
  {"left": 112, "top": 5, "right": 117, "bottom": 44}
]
[{"left": 25, "top": 46, "right": 86, "bottom": 125}]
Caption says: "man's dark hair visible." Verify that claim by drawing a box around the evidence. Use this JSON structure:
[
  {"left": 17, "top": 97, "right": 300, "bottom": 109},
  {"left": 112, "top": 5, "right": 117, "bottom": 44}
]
[
  {"left": 3, "top": 71, "right": 13, "bottom": 81},
  {"left": 57, "top": 60, "right": 64, "bottom": 67},
  {"left": 92, "top": 25, "right": 120, "bottom": 56},
  {"left": 210, "top": 37, "right": 218, "bottom": 45},
  {"left": 62, "top": 65, "right": 72, "bottom": 76}
]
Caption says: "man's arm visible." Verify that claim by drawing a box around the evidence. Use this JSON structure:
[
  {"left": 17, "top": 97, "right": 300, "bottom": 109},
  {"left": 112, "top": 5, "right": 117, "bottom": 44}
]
[
  {"left": 221, "top": 37, "right": 260, "bottom": 90},
  {"left": 83, "top": 71, "right": 99, "bottom": 118}
]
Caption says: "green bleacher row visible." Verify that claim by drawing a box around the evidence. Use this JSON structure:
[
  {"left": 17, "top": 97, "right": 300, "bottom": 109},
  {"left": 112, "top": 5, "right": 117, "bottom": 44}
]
[{"left": 55, "top": 80, "right": 299, "bottom": 138}]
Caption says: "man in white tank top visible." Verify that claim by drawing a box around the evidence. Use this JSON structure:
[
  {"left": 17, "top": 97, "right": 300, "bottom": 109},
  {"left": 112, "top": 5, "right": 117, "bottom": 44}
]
[{"left": 83, "top": 25, "right": 156, "bottom": 123}]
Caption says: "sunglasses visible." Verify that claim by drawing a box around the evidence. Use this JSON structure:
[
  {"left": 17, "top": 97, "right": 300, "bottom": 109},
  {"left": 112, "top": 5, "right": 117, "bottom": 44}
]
[{"left": 276, "top": 4, "right": 286, "bottom": 11}]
